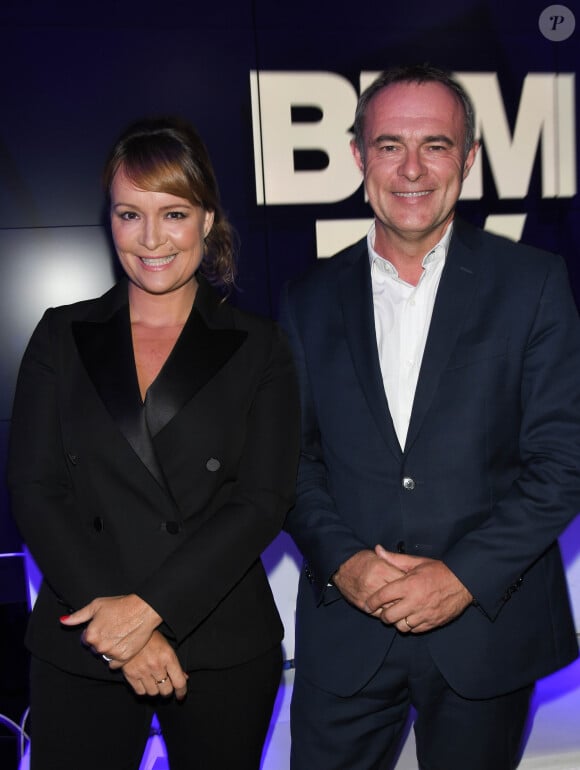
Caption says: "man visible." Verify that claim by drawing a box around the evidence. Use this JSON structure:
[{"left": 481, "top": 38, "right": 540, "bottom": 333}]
[{"left": 279, "top": 64, "right": 580, "bottom": 770}]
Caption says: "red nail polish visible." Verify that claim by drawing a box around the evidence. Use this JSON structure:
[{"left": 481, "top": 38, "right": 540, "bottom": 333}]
[{"left": 59, "top": 615, "right": 70, "bottom": 622}]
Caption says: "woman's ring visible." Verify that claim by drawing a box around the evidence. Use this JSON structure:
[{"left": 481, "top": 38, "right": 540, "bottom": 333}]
[
  {"left": 102, "top": 654, "right": 113, "bottom": 662},
  {"left": 155, "top": 677, "right": 169, "bottom": 685},
  {"left": 404, "top": 617, "right": 414, "bottom": 631}
]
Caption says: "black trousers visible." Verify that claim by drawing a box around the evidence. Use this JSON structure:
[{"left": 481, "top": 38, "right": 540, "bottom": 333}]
[
  {"left": 291, "top": 633, "right": 533, "bottom": 770},
  {"left": 29, "top": 645, "right": 282, "bottom": 770}
]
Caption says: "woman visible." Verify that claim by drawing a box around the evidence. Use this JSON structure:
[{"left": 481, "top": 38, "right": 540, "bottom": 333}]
[{"left": 8, "top": 117, "right": 300, "bottom": 769}]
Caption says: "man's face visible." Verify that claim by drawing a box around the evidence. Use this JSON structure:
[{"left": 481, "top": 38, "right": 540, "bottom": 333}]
[{"left": 351, "top": 81, "right": 478, "bottom": 255}]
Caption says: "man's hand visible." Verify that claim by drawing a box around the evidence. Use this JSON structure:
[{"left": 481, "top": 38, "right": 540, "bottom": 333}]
[
  {"left": 60, "top": 594, "right": 162, "bottom": 663},
  {"left": 332, "top": 549, "right": 406, "bottom": 613},
  {"left": 121, "top": 630, "right": 188, "bottom": 700},
  {"left": 366, "top": 545, "right": 473, "bottom": 632}
]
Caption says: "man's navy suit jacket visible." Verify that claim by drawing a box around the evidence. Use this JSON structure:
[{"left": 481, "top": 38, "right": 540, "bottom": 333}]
[{"left": 280, "top": 218, "right": 580, "bottom": 699}]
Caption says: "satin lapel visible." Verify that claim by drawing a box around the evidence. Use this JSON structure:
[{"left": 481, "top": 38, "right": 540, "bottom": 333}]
[
  {"left": 404, "top": 228, "right": 480, "bottom": 453},
  {"left": 72, "top": 303, "right": 168, "bottom": 489},
  {"left": 338, "top": 243, "right": 402, "bottom": 460},
  {"left": 144, "top": 301, "right": 247, "bottom": 438}
]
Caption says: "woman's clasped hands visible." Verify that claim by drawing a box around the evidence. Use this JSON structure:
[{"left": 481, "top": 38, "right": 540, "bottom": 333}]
[{"left": 60, "top": 594, "right": 188, "bottom": 699}]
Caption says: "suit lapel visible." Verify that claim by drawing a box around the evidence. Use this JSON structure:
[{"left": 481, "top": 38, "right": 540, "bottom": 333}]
[
  {"left": 338, "top": 241, "right": 402, "bottom": 460},
  {"left": 72, "top": 289, "right": 169, "bottom": 488},
  {"left": 404, "top": 221, "right": 480, "bottom": 452},
  {"left": 145, "top": 283, "right": 247, "bottom": 437},
  {"left": 72, "top": 278, "right": 247, "bottom": 487}
]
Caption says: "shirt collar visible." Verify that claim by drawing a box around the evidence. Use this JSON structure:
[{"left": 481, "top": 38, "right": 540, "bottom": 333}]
[{"left": 367, "top": 220, "right": 453, "bottom": 279}]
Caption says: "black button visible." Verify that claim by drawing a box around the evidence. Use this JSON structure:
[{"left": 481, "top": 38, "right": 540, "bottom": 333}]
[
  {"left": 93, "top": 517, "right": 104, "bottom": 532},
  {"left": 67, "top": 453, "right": 78, "bottom": 465},
  {"left": 165, "top": 521, "right": 180, "bottom": 535},
  {"left": 397, "top": 541, "right": 406, "bottom": 553}
]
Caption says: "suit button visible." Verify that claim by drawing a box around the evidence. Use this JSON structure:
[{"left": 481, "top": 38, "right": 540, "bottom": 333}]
[
  {"left": 93, "top": 517, "right": 104, "bottom": 532},
  {"left": 206, "top": 457, "right": 221, "bottom": 472},
  {"left": 396, "top": 541, "right": 406, "bottom": 553},
  {"left": 402, "top": 477, "right": 415, "bottom": 490},
  {"left": 164, "top": 521, "right": 180, "bottom": 535},
  {"left": 67, "top": 453, "right": 78, "bottom": 465}
]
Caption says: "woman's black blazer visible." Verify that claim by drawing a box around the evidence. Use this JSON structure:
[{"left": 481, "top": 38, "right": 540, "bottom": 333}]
[{"left": 8, "top": 277, "right": 300, "bottom": 680}]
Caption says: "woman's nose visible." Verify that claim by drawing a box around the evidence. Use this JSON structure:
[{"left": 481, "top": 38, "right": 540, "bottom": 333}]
[{"left": 139, "top": 218, "right": 166, "bottom": 250}]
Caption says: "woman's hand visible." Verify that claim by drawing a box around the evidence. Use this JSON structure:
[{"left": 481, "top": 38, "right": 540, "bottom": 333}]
[
  {"left": 120, "top": 630, "right": 188, "bottom": 700},
  {"left": 60, "top": 594, "right": 162, "bottom": 664}
]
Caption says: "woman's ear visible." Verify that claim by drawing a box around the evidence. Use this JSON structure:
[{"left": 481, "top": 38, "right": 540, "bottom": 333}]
[{"left": 203, "top": 209, "right": 215, "bottom": 238}]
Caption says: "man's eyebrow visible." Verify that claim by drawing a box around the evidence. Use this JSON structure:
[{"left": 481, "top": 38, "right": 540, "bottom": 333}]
[
  {"left": 371, "top": 133, "right": 455, "bottom": 146},
  {"left": 372, "top": 134, "right": 402, "bottom": 146},
  {"left": 423, "top": 134, "right": 454, "bottom": 146}
]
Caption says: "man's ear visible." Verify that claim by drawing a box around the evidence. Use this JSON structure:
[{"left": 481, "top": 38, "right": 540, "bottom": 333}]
[
  {"left": 350, "top": 137, "right": 365, "bottom": 174},
  {"left": 462, "top": 140, "right": 480, "bottom": 181}
]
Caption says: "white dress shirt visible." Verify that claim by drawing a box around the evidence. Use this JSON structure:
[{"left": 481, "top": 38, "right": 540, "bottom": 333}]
[{"left": 368, "top": 222, "right": 452, "bottom": 449}]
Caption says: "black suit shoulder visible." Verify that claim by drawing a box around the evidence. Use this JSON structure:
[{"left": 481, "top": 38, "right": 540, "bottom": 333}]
[
  {"left": 35, "top": 282, "right": 127, "bottom": 335},
  {"left": 196, "top": 284, "right": 292, "bottom": 370},
  {"left": 225, "top": 301, "right": 283, "bottom": 336}
]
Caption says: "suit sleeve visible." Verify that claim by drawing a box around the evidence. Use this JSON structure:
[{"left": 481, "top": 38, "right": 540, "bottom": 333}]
[
  {"left": 135, "top": 323, "right": 301, "bottom": 642},
  {"left": 443, "top": 256, "right": 580, "bottom": 619},
  {"left": 7, "top": 310, "right": 125, "bottom": 610},
  {"left": 278, "top": 281, "right": 369, "bottom": 603}
]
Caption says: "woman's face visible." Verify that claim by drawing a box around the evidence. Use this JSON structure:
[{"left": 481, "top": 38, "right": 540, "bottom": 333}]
[{"left": 110, "top": 166, "right": 214, "bottom": 298}]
